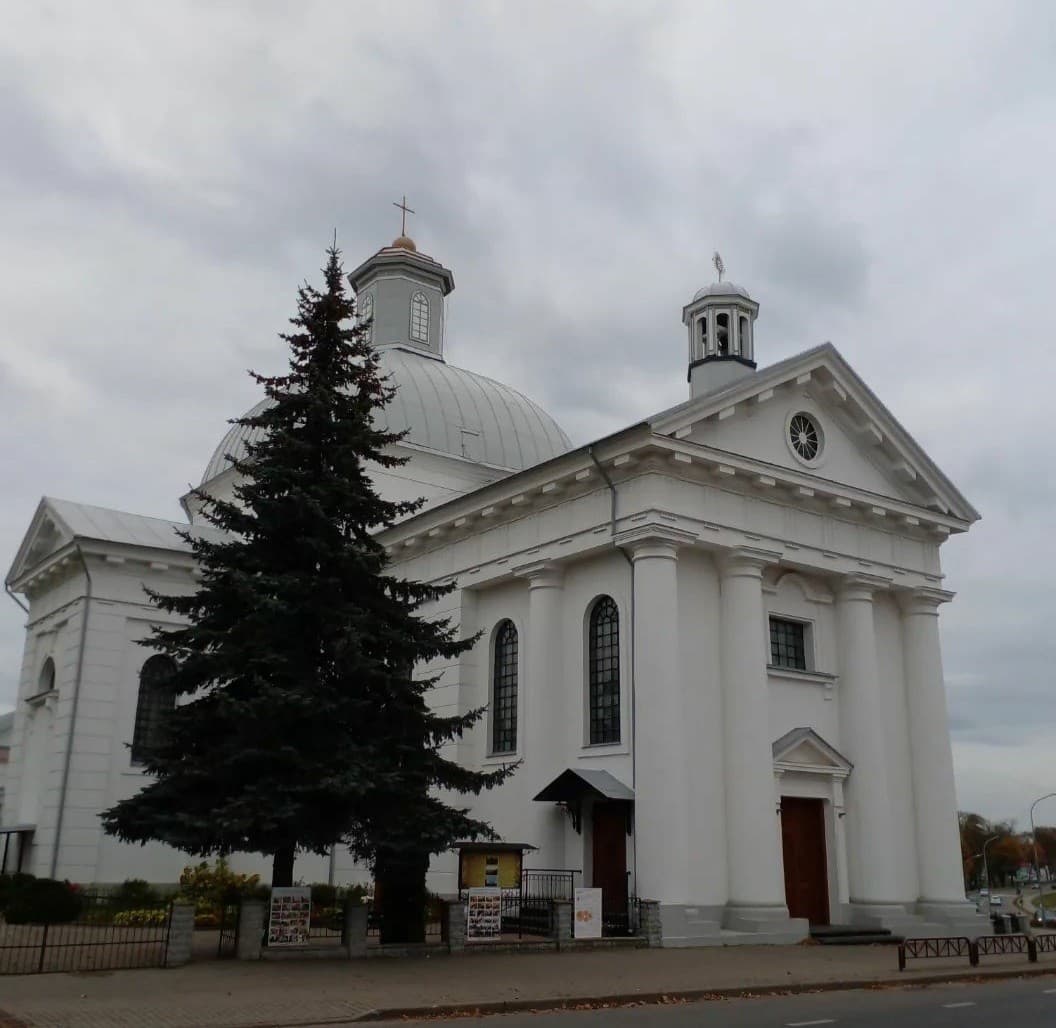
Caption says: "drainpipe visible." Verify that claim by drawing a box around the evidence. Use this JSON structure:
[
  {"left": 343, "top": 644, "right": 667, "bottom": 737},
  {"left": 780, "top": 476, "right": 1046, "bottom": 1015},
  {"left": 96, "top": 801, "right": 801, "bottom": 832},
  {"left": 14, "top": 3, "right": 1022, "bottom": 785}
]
[
  {"left": 587, "top": 447, "right": 639, "bottom": 899},
  {"left": 51, "top": 544, "right": 92, "bottom": 879}
]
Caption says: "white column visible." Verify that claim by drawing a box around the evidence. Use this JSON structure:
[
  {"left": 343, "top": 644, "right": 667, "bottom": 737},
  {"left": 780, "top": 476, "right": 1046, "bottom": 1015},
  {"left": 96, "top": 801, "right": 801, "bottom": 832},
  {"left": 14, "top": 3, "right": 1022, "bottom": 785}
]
[
  {"left": 719, "top": 549, "right": 790, "bottom": 918},
  {"left": 836, "top": 575, "right": 901, "bottom": 908},
  {"left": 628, "top": 534, "right": 690, "bottom": 908},
  {"left": 515, "top": 562, "right": 566, "bottom": 864},
  {"left": 900, "top": 588, "right": 969, "bottom": 908}
]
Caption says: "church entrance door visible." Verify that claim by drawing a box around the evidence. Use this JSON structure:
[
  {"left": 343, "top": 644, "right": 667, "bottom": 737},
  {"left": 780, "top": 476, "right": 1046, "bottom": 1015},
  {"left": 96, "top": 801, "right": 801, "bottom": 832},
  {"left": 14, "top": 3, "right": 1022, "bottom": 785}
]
[
  {"left": 591, "top": 803, "right": 628, "bottom": 921},
  {"left": 780, "top": 796, "right": 830, "bottom": 926}
]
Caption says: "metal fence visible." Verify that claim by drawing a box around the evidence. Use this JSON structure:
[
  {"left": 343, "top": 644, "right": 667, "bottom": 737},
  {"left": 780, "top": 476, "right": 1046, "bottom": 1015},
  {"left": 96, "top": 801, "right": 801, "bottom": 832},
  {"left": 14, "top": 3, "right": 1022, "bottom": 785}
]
[
  {"left": 217, "top": 901, "right": 240, "bottom": 958},
  {"left": 365, "top": 907, "right": 444, "bottom": 944},
  {"left": 0, "top": 892, "right": 172, "bottom": 975}
]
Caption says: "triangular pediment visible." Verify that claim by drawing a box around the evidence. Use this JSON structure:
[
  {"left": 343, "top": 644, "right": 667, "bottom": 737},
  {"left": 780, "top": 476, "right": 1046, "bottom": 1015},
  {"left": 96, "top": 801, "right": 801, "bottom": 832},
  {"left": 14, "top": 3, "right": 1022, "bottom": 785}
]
[
  {"left": 5, "top": 498, "right": 76, "bottom": 588},
  {"left": 773, "top": 727, "right": 852, "bottom": 777},
  {"left": 650, "top": 344, "right": 978, "bottom": 523}
]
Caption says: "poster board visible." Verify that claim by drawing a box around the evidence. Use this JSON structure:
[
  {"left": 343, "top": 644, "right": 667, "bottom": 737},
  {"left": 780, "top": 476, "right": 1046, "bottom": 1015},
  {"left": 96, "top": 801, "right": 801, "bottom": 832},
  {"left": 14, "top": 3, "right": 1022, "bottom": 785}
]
[
  {"left": 458, "top": 849, "right": 523, "bottom": 890},
  {"left": 267, "top": 886, "right": 312, "bottom": 947},
  {"left": 466, "top": 887, "right": 502, "bottom": 941},
  {"left": 573, "top": 887, "right": 602, "bottom": 939}
]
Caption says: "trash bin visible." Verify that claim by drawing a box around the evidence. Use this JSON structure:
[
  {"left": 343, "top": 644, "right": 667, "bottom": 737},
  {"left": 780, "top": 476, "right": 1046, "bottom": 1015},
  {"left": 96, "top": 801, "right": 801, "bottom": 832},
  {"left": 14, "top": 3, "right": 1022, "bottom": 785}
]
[
  {"left": 992, "top": 913, "right": 1007, "bottom": 934},
  {"left": 1010, "top": 914, "right": 1027, "bottom": 933}
]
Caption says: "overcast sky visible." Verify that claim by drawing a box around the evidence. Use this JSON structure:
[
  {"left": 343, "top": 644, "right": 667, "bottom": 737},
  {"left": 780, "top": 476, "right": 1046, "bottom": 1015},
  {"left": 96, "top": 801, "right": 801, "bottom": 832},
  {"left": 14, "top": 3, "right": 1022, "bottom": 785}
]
[{"left": 1, "top": 1, "right": 1053, "bottom": 827}]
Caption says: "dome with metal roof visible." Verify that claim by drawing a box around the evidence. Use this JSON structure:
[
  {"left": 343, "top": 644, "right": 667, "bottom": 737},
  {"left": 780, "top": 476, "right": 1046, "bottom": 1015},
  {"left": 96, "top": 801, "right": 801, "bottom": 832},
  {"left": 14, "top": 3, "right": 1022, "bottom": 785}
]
[
  {"left": 201, "top": 345, "right": 572, "bottom": 485},
  {"left": 692, "top": 281, "right": 751, "bottom": 301}
]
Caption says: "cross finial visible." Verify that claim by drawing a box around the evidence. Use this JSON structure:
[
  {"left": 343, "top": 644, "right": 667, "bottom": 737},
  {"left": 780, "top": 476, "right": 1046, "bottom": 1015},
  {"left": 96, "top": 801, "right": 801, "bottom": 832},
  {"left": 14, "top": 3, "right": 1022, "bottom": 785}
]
[
  {"left": 713, "top": 251, "right": 725, "bottom": 281},
  {"left": 393, "top": 194, "right": 415, "bottom": 236}
]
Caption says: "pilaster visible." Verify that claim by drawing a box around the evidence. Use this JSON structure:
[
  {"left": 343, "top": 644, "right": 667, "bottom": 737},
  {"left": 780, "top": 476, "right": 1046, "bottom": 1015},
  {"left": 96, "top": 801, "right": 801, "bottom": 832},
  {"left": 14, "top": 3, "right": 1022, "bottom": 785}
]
[
  {"left": 835, "top": 574, "right": 903, "bottom": 916},
  {"left": 718, "top": 549, "right": 804, "bottom": 939},
  {"left": 898, "top": 587, "right": 976, "bottom": 920}
]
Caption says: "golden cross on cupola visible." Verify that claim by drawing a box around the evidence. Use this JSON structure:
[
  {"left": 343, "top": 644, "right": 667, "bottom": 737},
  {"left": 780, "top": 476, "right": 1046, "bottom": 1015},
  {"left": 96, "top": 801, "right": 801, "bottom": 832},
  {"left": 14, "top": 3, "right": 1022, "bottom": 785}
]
[
  {"left": 713, "top": 251, "right": 725, "bottom": 282},
  {"left": 393, "top": 195, "right": 416, "bottom": 236}
]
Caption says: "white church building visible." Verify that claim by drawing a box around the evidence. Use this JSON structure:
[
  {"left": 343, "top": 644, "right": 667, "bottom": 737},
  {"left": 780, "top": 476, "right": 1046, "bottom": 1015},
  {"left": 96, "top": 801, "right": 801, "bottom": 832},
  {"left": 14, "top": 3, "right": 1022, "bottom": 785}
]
[{"left": 2, "top": 231, "right": 982, "bottom": 945}]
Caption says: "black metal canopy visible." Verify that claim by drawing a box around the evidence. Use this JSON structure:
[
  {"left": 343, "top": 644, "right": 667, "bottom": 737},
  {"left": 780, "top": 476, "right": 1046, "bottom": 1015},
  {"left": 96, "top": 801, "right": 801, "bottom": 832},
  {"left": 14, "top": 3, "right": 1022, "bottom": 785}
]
[{"left": 533, "top": 768, "right": 634, "bottom": 804}]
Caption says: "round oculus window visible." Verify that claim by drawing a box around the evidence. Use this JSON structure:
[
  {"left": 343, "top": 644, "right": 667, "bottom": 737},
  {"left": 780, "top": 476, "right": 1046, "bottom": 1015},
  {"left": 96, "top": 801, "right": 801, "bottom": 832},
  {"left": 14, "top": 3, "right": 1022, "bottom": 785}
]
[{"left": 788, "top": 412, "right": 822, "bottom": 462}]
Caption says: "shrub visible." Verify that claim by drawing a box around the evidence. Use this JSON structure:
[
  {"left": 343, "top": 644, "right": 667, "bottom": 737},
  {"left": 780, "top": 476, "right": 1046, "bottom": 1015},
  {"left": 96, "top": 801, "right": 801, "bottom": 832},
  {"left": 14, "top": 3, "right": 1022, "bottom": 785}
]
[
  {"left": 310, "top": 882, "right": 338, "bottom": 908},
  {"left": 0, "top": 872, "right": 36, "bottom": 914},
  {"left": 110, "top": 879, "right": 162, "bottom": 910},
  {"left": 112, "top": 907, "right": 168, "bottom": 927},
  {"left": 177, "top": 858, "right": 260, "bottom": 909},
  {"left": 4, "top": 878, "right": 84, "bottom": 925}
]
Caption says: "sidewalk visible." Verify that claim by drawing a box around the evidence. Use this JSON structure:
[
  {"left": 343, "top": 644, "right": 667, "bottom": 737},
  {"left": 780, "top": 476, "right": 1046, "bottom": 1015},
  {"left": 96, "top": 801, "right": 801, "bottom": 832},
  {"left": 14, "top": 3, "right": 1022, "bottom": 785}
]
[{"left": 1, "top": 943, "right": 1054, "bottom": 1028}]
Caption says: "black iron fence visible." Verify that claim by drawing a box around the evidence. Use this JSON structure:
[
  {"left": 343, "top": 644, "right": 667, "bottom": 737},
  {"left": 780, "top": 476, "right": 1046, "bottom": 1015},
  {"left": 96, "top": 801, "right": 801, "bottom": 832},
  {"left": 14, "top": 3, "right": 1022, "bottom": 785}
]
[
  {"left": 0, "top": 892, "right": 172, "bottom": 975},
  {"left": 217, "top": 901, "right": 240, "bottom": 958}
]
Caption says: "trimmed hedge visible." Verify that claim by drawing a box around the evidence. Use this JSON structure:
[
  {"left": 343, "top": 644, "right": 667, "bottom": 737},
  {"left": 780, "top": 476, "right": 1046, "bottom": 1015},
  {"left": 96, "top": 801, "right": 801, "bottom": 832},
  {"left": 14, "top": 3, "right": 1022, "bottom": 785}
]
[{"left": 2, "top": 877, "right": 84, "bottom": 925}]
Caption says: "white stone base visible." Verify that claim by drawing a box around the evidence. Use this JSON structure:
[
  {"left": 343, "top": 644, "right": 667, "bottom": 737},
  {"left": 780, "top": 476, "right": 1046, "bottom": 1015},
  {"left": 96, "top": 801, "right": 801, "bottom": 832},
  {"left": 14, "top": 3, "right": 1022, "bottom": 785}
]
[
  {"left": 658, "top": 904, "right": 724, "bottom": 947},
  {"left": 915, "top": 900, "right": 990, "bottom": 936},
  {"left": 847, "top": 902, "right": 944, "bottom": 938},
  {"left": 723, "top": 904, "right": 809, "bottom": 943}
]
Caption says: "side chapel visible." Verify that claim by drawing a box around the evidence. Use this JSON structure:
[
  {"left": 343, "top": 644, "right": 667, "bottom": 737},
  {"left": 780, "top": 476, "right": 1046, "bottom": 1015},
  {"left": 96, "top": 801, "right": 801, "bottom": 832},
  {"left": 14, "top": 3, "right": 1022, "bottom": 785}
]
[{"left": 1, "top": 230, "right": 982, "bottom": 944}]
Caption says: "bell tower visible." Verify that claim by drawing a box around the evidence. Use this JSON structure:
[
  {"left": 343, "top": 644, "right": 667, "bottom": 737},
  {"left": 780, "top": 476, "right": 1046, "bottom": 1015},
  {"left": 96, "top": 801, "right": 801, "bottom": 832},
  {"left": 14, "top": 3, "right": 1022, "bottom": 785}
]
[
  {"left": 346, "top": 197, "right": 455, "bottom": 361},
  {"left": 683, "top": 253, "right": 759, "bottom": 398}
]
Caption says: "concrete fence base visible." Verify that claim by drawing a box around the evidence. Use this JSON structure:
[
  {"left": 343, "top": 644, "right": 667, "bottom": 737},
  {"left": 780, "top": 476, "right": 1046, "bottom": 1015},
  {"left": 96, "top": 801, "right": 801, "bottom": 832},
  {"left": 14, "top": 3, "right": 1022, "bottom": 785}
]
[{"left": 165, "top": 903, "right": 195, "bottom": 967}]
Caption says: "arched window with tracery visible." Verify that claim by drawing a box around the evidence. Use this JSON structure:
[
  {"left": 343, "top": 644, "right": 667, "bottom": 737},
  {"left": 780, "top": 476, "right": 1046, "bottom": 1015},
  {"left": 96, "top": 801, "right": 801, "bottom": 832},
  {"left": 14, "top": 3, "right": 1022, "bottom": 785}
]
[
  {"left": 588, "top": 597, "right": 620, "bottom": 744},
  {"left": 491, "top": 620, "right": 518, "bottom": 754},
  {"left": 131, "top": 655, "right": 177, "bottom": 765},
  {"left": 409, "top": 291, "right": 429, "bottom": 343}
]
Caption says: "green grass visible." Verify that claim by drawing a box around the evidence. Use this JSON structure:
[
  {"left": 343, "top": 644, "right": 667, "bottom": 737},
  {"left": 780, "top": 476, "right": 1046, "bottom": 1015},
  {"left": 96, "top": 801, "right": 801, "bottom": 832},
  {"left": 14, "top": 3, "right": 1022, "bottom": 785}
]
[{"left": 1040, "top": 891, "right": 1056, "bottom": 909}]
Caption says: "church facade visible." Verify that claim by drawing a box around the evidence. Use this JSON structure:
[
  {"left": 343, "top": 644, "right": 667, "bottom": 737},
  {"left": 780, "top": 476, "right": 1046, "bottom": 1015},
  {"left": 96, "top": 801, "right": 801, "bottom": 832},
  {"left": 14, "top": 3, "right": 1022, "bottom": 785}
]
[{"left": 2, "top": 232, "right": 981, "bottom": 944}]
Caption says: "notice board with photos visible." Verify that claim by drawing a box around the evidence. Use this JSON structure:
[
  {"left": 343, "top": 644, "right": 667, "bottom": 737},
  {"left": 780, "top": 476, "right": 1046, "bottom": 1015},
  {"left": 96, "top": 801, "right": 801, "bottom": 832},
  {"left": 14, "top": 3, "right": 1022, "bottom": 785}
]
[
  {"left": 267, "top": 887, "right": 312, "bottom": 947},
  {"left": 573, "top": 887, "right": 602, "bottom": 939},
  {"left": 466, "top": 887, "right": 502, "bottom": 941}
]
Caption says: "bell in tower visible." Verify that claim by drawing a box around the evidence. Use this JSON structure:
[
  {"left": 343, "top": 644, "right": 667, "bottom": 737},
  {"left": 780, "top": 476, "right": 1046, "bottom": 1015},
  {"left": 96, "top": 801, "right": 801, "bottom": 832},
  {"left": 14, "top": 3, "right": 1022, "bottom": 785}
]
[{"left": 682, "top": 252, "right": 760, "bottom": 398}]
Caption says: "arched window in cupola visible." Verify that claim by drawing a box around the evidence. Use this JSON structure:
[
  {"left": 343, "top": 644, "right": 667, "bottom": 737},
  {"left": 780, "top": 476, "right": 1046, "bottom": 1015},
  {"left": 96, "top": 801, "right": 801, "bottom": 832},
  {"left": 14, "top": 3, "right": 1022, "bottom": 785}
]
[
  {"left": 739, "top": 314, "right": 750, "bottom": 359},
  {"left": 698, "top": 314, "right": 709, "bottom": 357},
  {"left": 359, "top": 292, "right": 374, "bottom": 345},
  {"left": 131, "top": 655, "right": 177, "bottom": 765},
  {"left": 716, "top": 312, "right": 730, "bottom": 356},
  {"left": 409, "top": 291, "right": 429, "bottom": 343}
]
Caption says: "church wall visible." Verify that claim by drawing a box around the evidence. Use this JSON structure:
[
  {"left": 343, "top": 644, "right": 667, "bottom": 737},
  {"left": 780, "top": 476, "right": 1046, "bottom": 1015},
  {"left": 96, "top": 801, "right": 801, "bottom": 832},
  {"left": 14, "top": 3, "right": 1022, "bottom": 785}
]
[{"left": 873, "top": 591, "right": 920, "bottom": 902}]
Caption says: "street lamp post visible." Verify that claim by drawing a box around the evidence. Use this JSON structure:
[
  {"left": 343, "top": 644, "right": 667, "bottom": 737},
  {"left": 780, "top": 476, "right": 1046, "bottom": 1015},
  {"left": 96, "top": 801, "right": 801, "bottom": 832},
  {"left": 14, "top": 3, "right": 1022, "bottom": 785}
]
[
  {"left": 1029, "top": 793, "right": 1056, "bottom": 922},
  {"left": 982, "top": 834, "right": 999, "bottom": 915}
]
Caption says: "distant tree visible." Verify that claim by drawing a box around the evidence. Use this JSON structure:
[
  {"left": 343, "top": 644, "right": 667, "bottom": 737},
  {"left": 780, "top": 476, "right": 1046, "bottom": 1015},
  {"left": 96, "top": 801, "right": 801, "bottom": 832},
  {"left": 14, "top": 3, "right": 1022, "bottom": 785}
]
[{"left": 102, "top": 244, "right": 512, "bottom": 941}]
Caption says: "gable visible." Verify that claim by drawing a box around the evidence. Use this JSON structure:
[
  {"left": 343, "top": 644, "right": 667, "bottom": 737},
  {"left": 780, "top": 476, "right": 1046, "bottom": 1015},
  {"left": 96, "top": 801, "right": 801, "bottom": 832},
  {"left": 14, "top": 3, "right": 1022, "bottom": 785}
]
[
  {"left": 773, "top": 727, "right": 852, "bottom": 777},
  {"left": 6, "top": 499, "right": 74, "bottom": 587},
  {"left": 681, "top": 384, "right": 921, "bottom": 506},
  {"left": 651, "top": 345, "right": 978, "bottom": 522}
]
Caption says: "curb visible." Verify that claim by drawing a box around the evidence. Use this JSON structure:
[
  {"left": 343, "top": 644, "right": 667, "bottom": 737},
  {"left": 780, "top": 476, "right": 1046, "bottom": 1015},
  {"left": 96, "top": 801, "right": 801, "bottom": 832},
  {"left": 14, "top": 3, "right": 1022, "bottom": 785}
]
[{"left": 351, "top": 965, "right": 1056, "bottom": 1023}]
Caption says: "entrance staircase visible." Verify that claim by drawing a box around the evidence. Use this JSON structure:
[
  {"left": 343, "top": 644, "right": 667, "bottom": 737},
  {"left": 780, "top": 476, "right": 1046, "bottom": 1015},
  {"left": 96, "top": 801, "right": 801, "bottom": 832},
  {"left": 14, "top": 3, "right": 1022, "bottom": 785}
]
[{"left": 810, "top": 924, "right": 901, "bottom": 946}]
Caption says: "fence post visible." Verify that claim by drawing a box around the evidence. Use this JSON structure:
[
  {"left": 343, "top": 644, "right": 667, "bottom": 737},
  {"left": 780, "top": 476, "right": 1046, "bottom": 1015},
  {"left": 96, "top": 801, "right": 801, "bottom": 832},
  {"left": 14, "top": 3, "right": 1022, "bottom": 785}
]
[
  {"left": 165, "top": 903, "right": 195, "bottom": 968},
  {"left": 343, "top": 901, "right": 368, "bottom": 958},
  {"left": 897, "top": 943, "right": 906, "bottom": 972},
  {"left": 445, "top": 899, "right": 466, "bottom": 953},
  {"left": 969, "top": 940, "right": 979, "bottom": 967},
  {"left": 554, "top": 900, "right": 573, "bottom": 950},
  {"left": 639, "top": 900, "right": 662, "bottom": 948},
  {"left": 1028, "top": 937, "right": 1038, "bottom": 963},
  {"left": 236, "top": 900, "right": 265, "bottom": 961}
]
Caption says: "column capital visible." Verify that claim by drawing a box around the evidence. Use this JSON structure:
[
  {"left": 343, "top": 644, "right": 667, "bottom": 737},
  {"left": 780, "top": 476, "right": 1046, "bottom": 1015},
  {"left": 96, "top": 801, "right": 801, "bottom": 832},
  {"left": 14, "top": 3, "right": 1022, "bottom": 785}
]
[
  {"left": 897, "top": 586, "right": 955, "bottom": 616},
  {"left": 616, "top": 523, "right": 697, "bottom": 560},
  {"left": 512, "top": 560, "right": 565, "bottom": 588},
  {"left": 717, "top": 546, "right": 782, "bottom": 578},
  {"left": 835, "top": 572, "right": 892, "bottom": 602}
]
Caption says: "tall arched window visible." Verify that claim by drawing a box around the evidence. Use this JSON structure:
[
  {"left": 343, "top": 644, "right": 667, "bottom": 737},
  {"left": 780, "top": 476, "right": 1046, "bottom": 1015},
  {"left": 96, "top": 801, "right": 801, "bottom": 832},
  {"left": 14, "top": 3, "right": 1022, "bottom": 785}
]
[
  {"left": 131, "top": 655, "right": 177, "bottom": 765},
  {"left": 739, "top": 315, "right": 750, "bottom": 359},
  {"left": 37, "top": 657, "right": 55, "bottom": 695},
  {"left": 588, "top": 597, "right": 620, "bottom": 745},
  {"left": 491, "top": 620, "right": 518, "bottom": 754},
  {"left": 409, "top": 291, "right": 429, "bottom": 343},
  {"left": 698, "top": 314, "right": 709, "bottom": 356}
]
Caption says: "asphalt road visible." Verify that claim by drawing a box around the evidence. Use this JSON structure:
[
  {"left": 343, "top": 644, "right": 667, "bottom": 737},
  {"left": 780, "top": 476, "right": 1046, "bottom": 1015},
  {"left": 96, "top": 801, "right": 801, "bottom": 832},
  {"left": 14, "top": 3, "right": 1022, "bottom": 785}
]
[{"left": 395, "top": 976, "right": 1056, "bottom": 1027}]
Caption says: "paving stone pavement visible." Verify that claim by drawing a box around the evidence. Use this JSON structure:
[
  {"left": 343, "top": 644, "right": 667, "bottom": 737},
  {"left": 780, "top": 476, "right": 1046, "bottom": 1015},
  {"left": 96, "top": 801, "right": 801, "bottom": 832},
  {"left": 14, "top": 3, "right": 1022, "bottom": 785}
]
[{"left": 0, "top": 943, "right": 1052, "bottom": 1028}]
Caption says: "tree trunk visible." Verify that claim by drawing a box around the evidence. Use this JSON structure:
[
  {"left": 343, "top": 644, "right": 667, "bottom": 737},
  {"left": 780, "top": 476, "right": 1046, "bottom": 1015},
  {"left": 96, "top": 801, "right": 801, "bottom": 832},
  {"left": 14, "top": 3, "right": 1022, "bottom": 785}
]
[
  {"left": 376, "top": 852, "right": 429, "bottom": 945},
  {"left": 272, "top": 843, "right": 296, "bottom": 887}
]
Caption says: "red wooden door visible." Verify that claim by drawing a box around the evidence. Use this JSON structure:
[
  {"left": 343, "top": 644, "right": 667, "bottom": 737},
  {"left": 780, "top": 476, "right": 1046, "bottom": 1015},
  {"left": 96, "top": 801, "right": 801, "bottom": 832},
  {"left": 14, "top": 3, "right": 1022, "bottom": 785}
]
[
  {"left": 592, "top": 803, "right": 628, "bottom": 916},
  {"left": 780, "top": 796, "right": 830, "bottom": 926}
]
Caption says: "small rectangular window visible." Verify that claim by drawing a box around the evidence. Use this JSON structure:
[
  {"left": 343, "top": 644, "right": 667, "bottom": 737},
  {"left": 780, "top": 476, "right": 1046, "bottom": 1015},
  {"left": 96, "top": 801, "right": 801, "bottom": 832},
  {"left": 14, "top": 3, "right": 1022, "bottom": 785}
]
[{"left": 769, "top": 617, "right": 808, "bottom": 671}]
